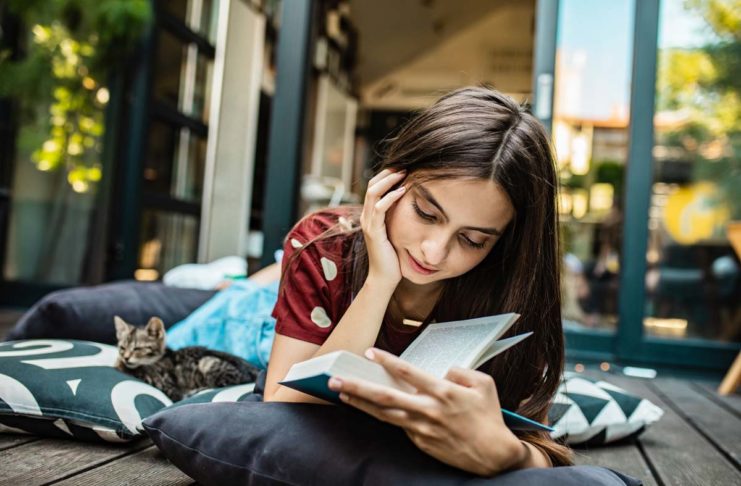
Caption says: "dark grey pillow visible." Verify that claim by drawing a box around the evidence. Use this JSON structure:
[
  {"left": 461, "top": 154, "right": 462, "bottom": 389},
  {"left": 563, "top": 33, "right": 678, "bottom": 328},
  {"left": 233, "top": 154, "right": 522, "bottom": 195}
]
[
  {"left": 142, "top": 401, "right": 643, "bottom": 486},
  {"left": 4, "top": 281, "right": 215, "bottom": 344}
]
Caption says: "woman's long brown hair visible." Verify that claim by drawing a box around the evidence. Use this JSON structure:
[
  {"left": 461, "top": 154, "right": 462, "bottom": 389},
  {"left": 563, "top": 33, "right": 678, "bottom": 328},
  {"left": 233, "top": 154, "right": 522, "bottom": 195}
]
[{"left": 279, "top": 86, "right": 572, "bottom": 466}]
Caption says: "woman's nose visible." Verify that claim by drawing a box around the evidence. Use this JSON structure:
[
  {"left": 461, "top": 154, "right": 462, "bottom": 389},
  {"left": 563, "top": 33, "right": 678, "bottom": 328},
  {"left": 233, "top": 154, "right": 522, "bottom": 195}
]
[{"left": 420, "top": 237, "right": 448, "bottom": 266}]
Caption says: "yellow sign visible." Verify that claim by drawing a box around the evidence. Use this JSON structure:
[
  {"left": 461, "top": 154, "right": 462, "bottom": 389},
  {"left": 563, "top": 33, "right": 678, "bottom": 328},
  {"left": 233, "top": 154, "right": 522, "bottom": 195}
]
[{"left": 663, "top": 182, "right": 729, "bottom": 244}]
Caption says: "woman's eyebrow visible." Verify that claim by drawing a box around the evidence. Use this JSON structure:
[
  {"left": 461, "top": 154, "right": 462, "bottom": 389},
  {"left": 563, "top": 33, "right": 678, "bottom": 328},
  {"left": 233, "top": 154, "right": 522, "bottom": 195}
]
[{"left": 416, "top": 185, "right": 503, "bottom": 236}]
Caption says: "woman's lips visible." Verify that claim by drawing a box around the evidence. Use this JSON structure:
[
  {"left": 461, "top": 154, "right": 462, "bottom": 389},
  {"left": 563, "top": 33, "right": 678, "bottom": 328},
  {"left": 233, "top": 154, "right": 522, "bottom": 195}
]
[{"left": 407, "top": 251, "right": 437, "bottom": 275}]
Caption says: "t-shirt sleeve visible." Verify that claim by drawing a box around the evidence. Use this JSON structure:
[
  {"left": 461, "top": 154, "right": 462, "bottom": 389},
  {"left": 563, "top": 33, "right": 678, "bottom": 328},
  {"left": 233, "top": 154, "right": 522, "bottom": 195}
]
[{"left": 270, "top": 215, "right": 343, "bottom": 345}]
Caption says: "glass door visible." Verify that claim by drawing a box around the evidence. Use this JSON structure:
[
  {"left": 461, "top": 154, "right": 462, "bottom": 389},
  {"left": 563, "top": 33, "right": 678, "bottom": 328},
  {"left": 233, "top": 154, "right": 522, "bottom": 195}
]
[
  {"left": 550, "top": 0, "right": 636, "bottom": 357},
  {"left": 540, "top": 0, "right": 740, "bottom": 372},
  {"left": 629, "top": 0, "right": 740, "bottom": 368}
]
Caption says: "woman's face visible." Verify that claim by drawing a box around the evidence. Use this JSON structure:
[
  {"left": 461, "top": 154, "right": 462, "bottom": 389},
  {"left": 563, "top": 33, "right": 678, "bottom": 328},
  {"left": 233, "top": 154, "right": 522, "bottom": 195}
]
[{"left": 386, "top": 175, "right": 516, "bottom": 288}]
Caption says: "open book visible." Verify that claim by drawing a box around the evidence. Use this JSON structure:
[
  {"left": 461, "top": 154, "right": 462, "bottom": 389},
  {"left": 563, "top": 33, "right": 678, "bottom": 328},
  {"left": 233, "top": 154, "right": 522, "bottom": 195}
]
[{"left": 280, "top": 313, "right": 552, "bottom": 432}]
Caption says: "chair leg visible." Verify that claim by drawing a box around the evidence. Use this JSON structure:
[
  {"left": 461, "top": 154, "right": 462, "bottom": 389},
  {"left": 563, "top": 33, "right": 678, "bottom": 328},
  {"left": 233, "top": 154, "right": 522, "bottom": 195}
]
[{"left": 718, "top": 351, "right": 741, "bottom": 396}]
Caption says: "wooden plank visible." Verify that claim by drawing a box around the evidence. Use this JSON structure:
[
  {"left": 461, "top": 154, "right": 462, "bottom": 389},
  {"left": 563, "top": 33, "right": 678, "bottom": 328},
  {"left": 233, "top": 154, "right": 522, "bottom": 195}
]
[
  {"left": 0, "top": 438, "right": 150, "bottom": 486},
  {"left": 591, "top": 372, "right": 740, "bottom": 486},
  {"left": 54, "top": 446, "right": 195, "bottom": 486},
  {"left": 573, "top": 442, "right": 658, "bottom": 486},
  {"left": 652, "top": 378, "right": 741, "bottom": 469},
  {"left": 0, "top": 433, "right": 39, "bottom": 452},
  {"left": 694, "top": 381, "right": 741, "bottom": 418}
]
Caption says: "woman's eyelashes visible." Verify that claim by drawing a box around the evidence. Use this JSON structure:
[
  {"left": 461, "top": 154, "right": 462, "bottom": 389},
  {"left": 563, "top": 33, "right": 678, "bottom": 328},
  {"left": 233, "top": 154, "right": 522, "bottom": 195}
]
[
  {"left": 411, "top": 200, "right": 487, "bottom": 249},
  {"left": 411, "top": 199, "right": 435, "bottom": 222}
]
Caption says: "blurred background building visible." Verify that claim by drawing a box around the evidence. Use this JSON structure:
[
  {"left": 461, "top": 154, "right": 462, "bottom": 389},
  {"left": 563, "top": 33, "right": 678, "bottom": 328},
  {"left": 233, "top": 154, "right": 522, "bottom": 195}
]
[{"left": 0, "top": 0, "right": 739, "bottom": 373}]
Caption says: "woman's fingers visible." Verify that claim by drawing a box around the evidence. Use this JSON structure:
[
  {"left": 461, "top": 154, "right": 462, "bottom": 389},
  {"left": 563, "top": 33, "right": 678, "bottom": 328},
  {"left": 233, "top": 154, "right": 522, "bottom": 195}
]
[
  {"left": 444, "top": 367, "right": 483, "bottom": 388},
  {"left": 367, "top": 168, "right": 393, "bottom": 187},
  {"left": 330, "top": 375, "right": 429, "bottom": 414},
  {"left": 338, "top": 393, "right": 411, "bottom": 427},
  {"left": 366, "top": 170, "right": 406, "bottom": 199},
  {"left": 362, "top": 170, "right": 406, "bottom": 235},
  {"left": 374, "top": 185, "right": 406, "bottom": 212},
  {"left": 365, "top": 348, "right": 449, "bottom": 397}
]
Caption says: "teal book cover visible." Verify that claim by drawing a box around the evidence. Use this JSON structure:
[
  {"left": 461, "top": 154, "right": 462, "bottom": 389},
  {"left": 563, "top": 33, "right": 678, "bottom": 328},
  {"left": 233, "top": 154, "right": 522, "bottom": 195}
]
[{"left": 280, "top": 374, "right": 554, "bottom": 432}]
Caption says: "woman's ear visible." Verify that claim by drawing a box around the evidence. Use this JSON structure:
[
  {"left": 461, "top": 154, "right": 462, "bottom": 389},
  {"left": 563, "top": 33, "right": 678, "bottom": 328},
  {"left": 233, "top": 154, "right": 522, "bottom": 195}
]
[{"left": 145, "top": 317, "right": 165, "bottom": 338}]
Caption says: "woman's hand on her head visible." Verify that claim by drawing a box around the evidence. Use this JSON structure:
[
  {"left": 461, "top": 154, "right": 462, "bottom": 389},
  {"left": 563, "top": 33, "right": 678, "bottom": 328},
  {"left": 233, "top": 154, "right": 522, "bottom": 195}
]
[
  {"left": 328, "top": 348, "right": 528, "bottom": 476},
  {"left": 360, "top": 169, "right": 407, "bottom": 289}
]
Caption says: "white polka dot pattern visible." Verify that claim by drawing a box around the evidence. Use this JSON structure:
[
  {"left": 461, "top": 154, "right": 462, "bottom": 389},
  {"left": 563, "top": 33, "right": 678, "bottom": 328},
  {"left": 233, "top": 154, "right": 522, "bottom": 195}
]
[
  {"left": 310, "top": 306, "right": 332, "bottom": 328},
  {"left": 290, "top": 238, "right": 303, "bottom": 248},
  {"left": 320, "top": 257, "right": 337, "bottom": 281},
  {"left": 338, "top": 216, "right": 353, "bottom": 231}
]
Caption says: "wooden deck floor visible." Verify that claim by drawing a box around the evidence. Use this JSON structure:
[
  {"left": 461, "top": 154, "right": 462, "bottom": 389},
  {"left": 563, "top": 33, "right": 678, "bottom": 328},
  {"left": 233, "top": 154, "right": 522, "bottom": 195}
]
[{"left": 0, "top": 372, "right": 739, "bottom": 485}]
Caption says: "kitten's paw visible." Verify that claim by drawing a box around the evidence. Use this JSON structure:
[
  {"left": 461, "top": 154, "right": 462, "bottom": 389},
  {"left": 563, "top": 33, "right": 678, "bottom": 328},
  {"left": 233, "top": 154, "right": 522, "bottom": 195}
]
[{"left": 198, "top": 356, "right": 221, "bottom": 374}]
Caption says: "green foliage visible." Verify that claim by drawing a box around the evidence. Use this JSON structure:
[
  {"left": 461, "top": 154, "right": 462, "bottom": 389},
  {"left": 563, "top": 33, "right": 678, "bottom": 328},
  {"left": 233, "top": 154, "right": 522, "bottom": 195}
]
[
  {"left": 0, "top": 0, "right": 152, "bottom": 192},
  {"left": 561, "top": 173, "right": 587, "bottom": 190},
  {"left": 656, "top": 0, "right": 741, "bottom": 218},
  {"left": 594, "top": 160, "right": 624, "bottom": 196}
]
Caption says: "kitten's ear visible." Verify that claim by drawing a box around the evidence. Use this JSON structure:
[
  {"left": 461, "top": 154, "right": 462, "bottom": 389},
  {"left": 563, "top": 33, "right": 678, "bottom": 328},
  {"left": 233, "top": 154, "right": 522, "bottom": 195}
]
[
  {"left": 114, "top": 316, "right": 130, "bottom": 340},
  {"left": 146, "top": 317, "right": 165, "bottom": 338}
]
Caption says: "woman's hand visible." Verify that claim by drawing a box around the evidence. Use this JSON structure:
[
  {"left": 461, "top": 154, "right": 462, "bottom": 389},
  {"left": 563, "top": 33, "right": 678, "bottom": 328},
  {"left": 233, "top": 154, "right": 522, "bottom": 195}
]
[
  {"left": 360, "top": 169, "right": 407, "bottom": 289},
  {"left": 327, "top": 348, "right": 528, "bottom": 476}
]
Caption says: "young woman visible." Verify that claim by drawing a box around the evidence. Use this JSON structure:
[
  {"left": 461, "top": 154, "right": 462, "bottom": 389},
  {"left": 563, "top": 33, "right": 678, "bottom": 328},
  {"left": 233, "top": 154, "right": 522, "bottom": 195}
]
[{"left": 263, "top": 86, "right": 572, "bottom": 475}]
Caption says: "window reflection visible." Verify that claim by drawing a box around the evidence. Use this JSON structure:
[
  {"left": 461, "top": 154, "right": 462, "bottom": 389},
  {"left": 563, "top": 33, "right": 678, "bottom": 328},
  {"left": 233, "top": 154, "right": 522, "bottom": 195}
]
[
  {"left": 144, "top": 121, "right": 178, "bottom": 196},
  {"left": 193, "top": 54, "right": 213, "bottom": 124},
  {"left": 137, "top": 210, "right": 199, "bottom": 279},
  {"left": 554, "top": 0, "right": 635, "bottom": 332},
  {"left": 152, "top": 29, "right": 187, "bottom": 110},
  {"left": 644, "top": 0, "right": 740, "bottom": 342}
]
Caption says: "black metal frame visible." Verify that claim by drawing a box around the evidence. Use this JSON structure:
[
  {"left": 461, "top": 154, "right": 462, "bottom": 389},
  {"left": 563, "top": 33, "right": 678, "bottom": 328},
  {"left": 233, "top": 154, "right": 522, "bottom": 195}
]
[
  {"left": 0, "top": 12, "right": 18, "bottom": 295},
  {"left": 261, "top": 0, "right": 317, "bottom": 268}
]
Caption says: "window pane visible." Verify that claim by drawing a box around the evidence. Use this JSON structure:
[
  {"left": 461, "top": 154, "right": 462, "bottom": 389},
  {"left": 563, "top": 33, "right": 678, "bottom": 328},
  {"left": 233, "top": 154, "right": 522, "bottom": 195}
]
[
  {"left": 144, "top": 121, "right": 178, "bottom": 196},
  {"left": 554, "top": 0, "right": 635, "bottom": 332},
  {"left": 3, "top": 23, "right": 110, "bottom": 285},
  {"left": 161, "top": 0, "right": 188, "bottom": 23},
  {"left": 172, "top": 129, "right": 207, "bottom": 202},
  {"left": 643, "top": 0, "right": 741, "bottom": 342},
  {"left": 199, "top": 0, "right": 219, "bottom": 44},
  {"left": 192, "top": 53, "right": 213, "bottom": 124},
  {"left": 137, "top": 210, "right": 199, "bottom": 279},
  {"left": 152, "top": 29, "right": 187, "bottom": 110}
]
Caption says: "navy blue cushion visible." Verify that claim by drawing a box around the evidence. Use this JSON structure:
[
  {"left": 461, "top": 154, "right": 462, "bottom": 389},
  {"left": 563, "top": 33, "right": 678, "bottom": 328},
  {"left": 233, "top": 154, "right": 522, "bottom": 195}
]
[
  {"left": 4, "top": 281, "right": 215, "bottom": 344},
  {"left": 142, "top": 401, "right": 642, "bottom": 486}
]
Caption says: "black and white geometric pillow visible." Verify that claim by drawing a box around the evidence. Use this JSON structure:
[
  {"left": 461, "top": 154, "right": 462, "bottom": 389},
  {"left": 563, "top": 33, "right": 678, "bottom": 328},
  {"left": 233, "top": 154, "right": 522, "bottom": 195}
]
[
  {"left": 0, "top": 339, "right": 173, "bottom": 442},
  {"left": 548, "top": 372, "right": 664, "bottom": 446}
]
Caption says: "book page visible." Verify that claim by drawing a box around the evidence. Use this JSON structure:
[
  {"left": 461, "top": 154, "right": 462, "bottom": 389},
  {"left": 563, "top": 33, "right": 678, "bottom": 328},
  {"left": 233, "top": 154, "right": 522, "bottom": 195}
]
[
  {"left": 399, "top": 313, "right": 518, "bottom": 378},
  {"left": 473, "top": 332, "right": 533, "bottom": 369},
  {"left": 400, "top": 325, "right": 486, "bottom": 377}
]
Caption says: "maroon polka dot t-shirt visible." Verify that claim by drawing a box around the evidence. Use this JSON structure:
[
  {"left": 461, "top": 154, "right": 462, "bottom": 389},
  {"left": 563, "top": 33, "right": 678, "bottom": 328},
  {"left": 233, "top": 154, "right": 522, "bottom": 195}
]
[{"left": 270, "top": 207, "right": 429, "bottom": 355}]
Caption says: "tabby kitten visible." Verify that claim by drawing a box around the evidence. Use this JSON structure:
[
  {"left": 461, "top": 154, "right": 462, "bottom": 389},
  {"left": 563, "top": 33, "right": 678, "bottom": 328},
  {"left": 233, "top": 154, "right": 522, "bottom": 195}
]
[{"left": 114, "top": 316, "right": 259, "bottom": 401}]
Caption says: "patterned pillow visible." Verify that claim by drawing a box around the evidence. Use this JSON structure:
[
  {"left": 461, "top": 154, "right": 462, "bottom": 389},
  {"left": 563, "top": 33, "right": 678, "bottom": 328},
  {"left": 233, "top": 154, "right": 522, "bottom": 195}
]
[
  {"left": 0, "top": 339, "right": 172, "bottom": 442},
  {"left": 548, "top": 372, "right": 664, "bottom": 445}
]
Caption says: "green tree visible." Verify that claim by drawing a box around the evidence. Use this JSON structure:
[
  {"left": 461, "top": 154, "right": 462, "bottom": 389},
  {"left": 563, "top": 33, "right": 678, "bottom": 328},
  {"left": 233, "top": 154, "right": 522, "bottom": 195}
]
[
  {"left": 0, "top": 0, "right": 151, "bottom": 192},
  {"left": 656, "top": 0, "right": 740, "bottom": 218}
]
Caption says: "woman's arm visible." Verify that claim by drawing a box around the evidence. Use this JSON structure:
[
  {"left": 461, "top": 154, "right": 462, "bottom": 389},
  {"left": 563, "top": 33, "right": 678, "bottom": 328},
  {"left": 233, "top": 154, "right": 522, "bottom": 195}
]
[
  {"left": 265, "top": 169, "right": 407, "bottom": 403},
  {"left": 263, "top": 278, "right": 396, "bottom": 402}
]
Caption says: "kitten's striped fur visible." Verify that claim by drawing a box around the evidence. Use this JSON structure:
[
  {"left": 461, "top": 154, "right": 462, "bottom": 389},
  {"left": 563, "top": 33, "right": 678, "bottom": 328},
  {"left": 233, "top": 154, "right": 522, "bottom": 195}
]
[{"left": 114, "top": 316, "right": 259, "bottom": 401}]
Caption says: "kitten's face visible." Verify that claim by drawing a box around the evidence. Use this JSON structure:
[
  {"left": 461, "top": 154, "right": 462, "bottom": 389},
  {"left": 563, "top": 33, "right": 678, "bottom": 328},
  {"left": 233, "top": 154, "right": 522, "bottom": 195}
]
[{"left": 114, "top": 316, "right": 166, "bottom": 368}]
